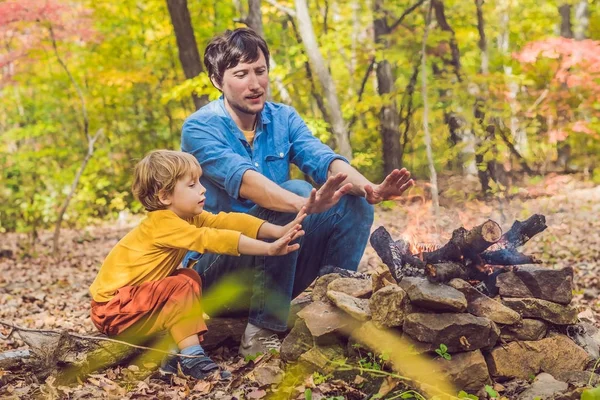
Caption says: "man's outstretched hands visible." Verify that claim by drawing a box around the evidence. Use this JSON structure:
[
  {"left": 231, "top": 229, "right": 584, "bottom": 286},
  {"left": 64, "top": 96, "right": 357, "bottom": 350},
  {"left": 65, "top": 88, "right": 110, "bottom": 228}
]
[
  {"left": 305, "top": 173, "right": 353, "bottom": 215},
  {"left": 364, "top": 168, "right": 414, "bottom": 205},
  {"left": 267, "top": 223, "right": 305, "bottom": 256}
]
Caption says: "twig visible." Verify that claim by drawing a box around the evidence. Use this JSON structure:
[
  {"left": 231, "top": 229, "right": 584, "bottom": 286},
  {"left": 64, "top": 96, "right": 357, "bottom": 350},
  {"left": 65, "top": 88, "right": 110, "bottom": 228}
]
[
  {"left": 264, "top": 0, "right": 296, "bottom": 17},
  {"left": 389, "top": 0, "right": 427, "bottom": 32},
  {"left": 0, "top": 320, "right": 202, "bottom": 359}
]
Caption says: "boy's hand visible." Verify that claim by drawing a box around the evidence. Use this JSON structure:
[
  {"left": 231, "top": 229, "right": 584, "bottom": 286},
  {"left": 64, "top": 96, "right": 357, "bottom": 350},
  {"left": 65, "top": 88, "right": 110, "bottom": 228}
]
[
  {"left": 268, "top": 224, "right": 305, "bottom": 256},
  {"left": 279, "top": 206, "right": 307, "bottom": 237}
]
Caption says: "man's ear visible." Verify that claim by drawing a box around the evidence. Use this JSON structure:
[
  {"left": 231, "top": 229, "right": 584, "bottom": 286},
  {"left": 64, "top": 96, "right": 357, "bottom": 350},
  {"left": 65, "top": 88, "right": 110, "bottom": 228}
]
[
  {"left": 210, "top": 75, "right": 222, "bottom": 91},
  {"left": 158, "top": 190, "right": 172, "bottom": 206}
]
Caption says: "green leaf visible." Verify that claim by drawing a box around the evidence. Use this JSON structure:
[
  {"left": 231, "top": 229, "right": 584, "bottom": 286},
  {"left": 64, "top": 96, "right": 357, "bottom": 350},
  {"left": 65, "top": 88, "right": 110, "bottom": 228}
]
[
  {"left": 440, "top": 344, "right": 448, "bottom": 353},
  {"left": 484, "top": 384, "right": 499, "bottom": 398},
  {"left": 581, "top": 387, "right": 600, "bottom": 400},
  {"left": 305, "top": 388, "right": 312, "bottom": 400},
  {"left": 457, "top": 390, "right": 478, "bottom": 399}
]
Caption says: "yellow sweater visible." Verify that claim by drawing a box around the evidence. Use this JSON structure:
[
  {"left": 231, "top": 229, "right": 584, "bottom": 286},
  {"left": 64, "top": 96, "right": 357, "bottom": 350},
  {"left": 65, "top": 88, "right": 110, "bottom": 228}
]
[{"left": 89, "top": 210, "right": 264, "bottom": 302}]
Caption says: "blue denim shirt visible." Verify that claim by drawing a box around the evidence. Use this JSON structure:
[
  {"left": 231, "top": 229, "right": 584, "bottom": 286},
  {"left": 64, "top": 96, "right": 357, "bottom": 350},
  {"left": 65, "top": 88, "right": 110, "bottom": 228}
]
[{"left": 181, "top": 97, "right": 348, "bottom": 214}]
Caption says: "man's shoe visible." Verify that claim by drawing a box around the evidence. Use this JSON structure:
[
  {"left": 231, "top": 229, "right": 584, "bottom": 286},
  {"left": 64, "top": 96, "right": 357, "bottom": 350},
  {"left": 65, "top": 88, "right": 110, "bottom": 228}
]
[{"left": 239, "top": 328, "right": 282, "bottom": 358}]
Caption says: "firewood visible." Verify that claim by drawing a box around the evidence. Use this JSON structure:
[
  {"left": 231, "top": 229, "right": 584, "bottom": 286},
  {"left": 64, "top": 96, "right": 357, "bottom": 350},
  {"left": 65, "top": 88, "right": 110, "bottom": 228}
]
[
  {"left": 369, "top": 226, "right": 425, "bottom": 281},
  {"left": 425, "top": 262, "right": 469, "bottom": 283},
  {"left": 496, "top": 214, "right": 547, "bottom": 249},
  {"left": 481, "top": 248, "right": 539, "bottom": 265},
  {"left": 422, "top": 220, "right": 502, "bottom": 263}
]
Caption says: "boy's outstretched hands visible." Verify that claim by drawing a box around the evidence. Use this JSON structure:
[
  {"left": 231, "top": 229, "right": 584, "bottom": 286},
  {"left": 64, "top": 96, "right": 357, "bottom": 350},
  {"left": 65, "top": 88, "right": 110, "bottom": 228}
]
[
  {"left": 305, "top": 173, "right": 353, "bottom": 215},
  {"left": 364, "top": 168, "right": 414, "bottom": 205},
  {"left": 268, "top": 223, "right": 305, "bottom": 256}
]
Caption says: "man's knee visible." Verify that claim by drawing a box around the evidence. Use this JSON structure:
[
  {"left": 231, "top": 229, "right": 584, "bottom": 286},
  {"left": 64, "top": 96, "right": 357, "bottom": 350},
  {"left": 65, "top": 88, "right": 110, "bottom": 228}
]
[
  {"left": 343, "top": 195, "right": 374, "bottom": 227},
  {"left": 280, "top": 179, "right": 313, "bottom": 198}
]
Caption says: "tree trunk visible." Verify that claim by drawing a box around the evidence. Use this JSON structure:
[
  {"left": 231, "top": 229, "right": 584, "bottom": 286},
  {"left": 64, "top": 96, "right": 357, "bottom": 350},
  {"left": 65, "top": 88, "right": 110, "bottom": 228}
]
[
  {"left": 558, "top": 4, "right": 573, "bottom": 38},
  {"left": 431, "top": 0, "right": 477, "bottom": 176},
  {"left": 294, "top": 0, "right": 353, "bottom": 160},
  {"left": 246, "top": 0, "right": 264, "bottom": 37},
  {"left": 373, "top": 0, "right": 403, "bottom": 174},
  {"left": 556, "top": 3, "right": 573, "bottom": 170},
  {"left": 574, "top": 0, "right": 589, "bottom": 40},
  {"left": 166, "top": 0, "right": 209, "bottom": 110},
  {"left": 421, "top": 1, "right": 439, "bottom": 216},
  {"left": 497, "top": 0, "right": 528, "bottom": 156}
]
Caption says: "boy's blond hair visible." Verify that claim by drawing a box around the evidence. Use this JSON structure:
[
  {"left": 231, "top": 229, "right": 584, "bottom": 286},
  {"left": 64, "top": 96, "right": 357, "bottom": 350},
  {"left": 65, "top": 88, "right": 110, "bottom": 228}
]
[{"left": 132, "top": 150, "right": 201, "bottom": 211}]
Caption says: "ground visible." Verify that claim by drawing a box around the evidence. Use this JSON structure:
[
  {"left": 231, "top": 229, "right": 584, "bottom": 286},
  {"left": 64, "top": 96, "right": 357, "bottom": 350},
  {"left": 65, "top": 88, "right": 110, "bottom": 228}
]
[{"left": 1, "top": 174, "right": 599, "bottom": 399}]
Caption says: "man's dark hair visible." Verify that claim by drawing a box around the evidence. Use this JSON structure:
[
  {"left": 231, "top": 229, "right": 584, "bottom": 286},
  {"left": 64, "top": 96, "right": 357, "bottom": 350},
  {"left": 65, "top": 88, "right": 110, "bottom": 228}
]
[{"left": 204, "top": 28, "right": 270, "bottom": 88}]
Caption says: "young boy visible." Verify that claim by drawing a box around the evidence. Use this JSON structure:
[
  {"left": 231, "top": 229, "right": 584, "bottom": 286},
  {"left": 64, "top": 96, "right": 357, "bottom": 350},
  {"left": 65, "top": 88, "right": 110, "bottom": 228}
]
[{"left": 89, "top": 150, "right": 306, "bottom": 380}]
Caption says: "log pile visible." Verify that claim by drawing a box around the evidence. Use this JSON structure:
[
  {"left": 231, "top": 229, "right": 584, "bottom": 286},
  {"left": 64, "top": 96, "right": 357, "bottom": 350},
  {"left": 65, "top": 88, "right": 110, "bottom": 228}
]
[
  {"left": 369, "top": 214, "right": 547, "bottom": 295},
  {"left": 279, "top": 215, "right": 599, "bottom": 397}
]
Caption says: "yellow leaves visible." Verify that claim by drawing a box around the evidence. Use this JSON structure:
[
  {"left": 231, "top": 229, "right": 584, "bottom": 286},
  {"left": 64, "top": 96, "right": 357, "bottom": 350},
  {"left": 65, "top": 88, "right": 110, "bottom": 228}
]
[{"left": 97, "top": 68, "right": 156, "bottom": 90}]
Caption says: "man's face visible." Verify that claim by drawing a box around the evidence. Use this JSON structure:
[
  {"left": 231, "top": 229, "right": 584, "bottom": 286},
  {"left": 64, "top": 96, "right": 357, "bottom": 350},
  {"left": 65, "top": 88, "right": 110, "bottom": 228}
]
[{"left": 218, "top": 51, "right": 269, "bottom": 117}]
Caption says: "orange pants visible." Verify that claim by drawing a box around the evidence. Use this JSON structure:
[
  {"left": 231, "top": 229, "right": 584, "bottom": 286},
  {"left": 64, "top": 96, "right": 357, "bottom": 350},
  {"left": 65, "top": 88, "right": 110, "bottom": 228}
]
[{"left": 91, "top": 269, "right": 207, "bottom": 344}]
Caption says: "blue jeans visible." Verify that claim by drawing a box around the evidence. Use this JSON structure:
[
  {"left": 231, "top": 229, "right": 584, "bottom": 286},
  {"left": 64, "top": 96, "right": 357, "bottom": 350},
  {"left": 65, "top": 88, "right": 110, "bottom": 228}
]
[{"left": 183, "top": 180, "right": 374, "bottom": 332}]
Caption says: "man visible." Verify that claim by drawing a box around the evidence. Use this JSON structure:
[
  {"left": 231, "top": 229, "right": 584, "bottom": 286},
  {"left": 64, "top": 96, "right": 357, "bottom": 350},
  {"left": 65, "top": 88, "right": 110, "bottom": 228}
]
[{"left": 181, "top": 28, "right": 414, "bottom": 357}]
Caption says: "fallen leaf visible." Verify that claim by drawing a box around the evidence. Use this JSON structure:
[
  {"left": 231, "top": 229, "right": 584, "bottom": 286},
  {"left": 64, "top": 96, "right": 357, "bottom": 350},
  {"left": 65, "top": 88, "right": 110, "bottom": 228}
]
[{"left": 247, "top": 389, "right": 267, "bottom": 399}]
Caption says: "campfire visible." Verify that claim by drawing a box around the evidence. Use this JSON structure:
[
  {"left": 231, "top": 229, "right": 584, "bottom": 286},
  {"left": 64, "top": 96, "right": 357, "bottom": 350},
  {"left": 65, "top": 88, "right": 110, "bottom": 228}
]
[{"left": 369, "top": 214, "right": 548, "bottom": 295}]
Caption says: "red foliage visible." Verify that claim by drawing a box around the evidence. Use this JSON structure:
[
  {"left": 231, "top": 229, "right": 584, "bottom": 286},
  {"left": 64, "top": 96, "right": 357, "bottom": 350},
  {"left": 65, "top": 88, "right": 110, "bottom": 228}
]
[
  {"left": 514, "top": 37, "right": 600, "bottom": 142},
  {"left": 514, "top": 37, "right": 600, "bottom": 90},
  {"left": 0, "top": 0, "right": 97, "bottom": 82}
]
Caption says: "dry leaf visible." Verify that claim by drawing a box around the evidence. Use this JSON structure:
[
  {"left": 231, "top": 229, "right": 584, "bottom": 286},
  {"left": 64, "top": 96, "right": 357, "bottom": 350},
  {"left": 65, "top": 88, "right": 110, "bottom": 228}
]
[
  {"left": 192, "top": 380, "right": 213, "bottom": 394},
  {"left": 247, "top": 389, "right": 267, "bottom": 399},
  {"left": 377, "top": 376, "right": 399, "bottom": 397}
]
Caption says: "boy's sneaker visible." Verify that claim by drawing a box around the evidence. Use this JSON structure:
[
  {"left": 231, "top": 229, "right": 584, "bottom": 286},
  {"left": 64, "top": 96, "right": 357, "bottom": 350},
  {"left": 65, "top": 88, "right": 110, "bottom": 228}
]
[
  {"left": 239, "top": 328, "right": 282, "bottom": 357},
  {"left": 160, "top": 350, "right": 232, "bottom": 380}
]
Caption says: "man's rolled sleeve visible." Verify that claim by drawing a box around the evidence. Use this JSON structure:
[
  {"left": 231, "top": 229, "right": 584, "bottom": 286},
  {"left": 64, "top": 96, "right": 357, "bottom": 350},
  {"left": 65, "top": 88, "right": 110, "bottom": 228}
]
[
  {"left": 287, "top": 108, "right": 350, "bottom": 185},
  {"left": 182, "top": 117, "right": 257, "bottom": 200},
  {"left": 225, "top": 163, "right": 255, "bottom": 201}
]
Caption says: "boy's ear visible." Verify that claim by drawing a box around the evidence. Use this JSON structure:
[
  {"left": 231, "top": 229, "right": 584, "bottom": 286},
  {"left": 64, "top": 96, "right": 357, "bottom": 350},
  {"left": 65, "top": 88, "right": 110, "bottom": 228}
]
[{"left": 158, "top": 190, "right": 172, "bottom": 206}]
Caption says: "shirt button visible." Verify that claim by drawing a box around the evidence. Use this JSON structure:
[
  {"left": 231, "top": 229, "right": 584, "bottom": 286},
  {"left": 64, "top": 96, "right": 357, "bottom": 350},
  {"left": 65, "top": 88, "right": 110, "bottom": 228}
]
[
  {"left": 254, "top": 162, "right": 259, "bottom": 167},
  {"left": 279, "top": 152, "right": 284, "bottom": 157}
]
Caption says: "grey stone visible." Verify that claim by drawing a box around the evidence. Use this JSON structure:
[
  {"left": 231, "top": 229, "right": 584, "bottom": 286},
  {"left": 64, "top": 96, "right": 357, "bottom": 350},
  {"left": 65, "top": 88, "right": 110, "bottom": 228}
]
[
  {"left": 485, "top": 335, "right": 591, "bottom": 380},
  {"left": 517, "top": 373, "right": 568, "bottom": 400},
  {"left": 403, "top": 312, "right": 499, "bottom": 352},
  {"left": 327, "top": 277, "right": 372, "bottom": 298},
  {"left": 281, "top": 318, "right": 314, "bottom": 362},
  {"left": 369, "top": 285, "right": 409, "bottom": 328},
  {"left": 449, "top": 278, "right": 521, "bottom": 325},
  {"left": 437, "top": 350, "right": 491, "bottom": 393},
  {"left": 297, "top": 300, "right": 352, "bottom": 337},
  {"left": 399, "top": 277, "right": 467, "bottom": 312},
  {"left": 312, "top": 273, "right": 342, "bottom": 302},
  {"left": 497, "top": 265, "right": 573, "bottom": 305},
  {"left": 299, "top": 341, "right": 346, "bottom": 374},
  {"left": 501, "top": 297, "right": 578, "bottom": 325},
  {"left": 566, "top": 322, "right": 600, "bottom": 359},
  {"left": 501, "top": 319, "right": 548, "bottom": 342},
  {"left": 326, "top": 290, "right": 371, "bottom": 321}
]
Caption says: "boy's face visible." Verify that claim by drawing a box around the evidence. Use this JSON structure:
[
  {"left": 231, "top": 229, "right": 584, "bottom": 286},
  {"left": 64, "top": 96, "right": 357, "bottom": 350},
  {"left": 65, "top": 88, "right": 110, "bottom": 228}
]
[{"left": 162, "top": 170, "right": 206, "bottom": 219}]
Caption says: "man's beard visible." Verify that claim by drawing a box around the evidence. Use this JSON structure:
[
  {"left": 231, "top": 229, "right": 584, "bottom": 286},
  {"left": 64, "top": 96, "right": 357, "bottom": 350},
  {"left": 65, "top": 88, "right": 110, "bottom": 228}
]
[{"left": 228, "top": 96, "right": 264, "bottom": 116}]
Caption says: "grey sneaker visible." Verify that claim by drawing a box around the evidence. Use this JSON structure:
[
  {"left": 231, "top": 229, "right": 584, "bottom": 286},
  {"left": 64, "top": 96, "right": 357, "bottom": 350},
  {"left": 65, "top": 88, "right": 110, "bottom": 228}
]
[{"left": 238, "top": 328, "right": 282, "bottom": 358}]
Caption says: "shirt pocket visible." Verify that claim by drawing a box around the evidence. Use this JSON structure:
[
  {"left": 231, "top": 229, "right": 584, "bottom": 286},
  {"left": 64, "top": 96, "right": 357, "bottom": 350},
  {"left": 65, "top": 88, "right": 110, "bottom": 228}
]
[{"left": 264, "top": 144, "right": 291, "bottom": 184}]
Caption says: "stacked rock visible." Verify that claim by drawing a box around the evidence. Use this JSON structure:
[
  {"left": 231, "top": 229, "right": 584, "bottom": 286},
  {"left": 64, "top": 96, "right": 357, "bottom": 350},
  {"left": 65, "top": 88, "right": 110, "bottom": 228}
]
[{"left": 282, "top": 265, "right": 595, "bottom": 395}]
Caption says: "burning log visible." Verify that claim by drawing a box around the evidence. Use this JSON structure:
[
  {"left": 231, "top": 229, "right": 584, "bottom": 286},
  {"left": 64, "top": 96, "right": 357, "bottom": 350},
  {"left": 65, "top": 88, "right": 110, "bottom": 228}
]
[
  {"left": 421, "top": 220, "right": 502, "bottom": 264},
  {"left": 495, "top": 214, "right": 547, "bottom": 249},
  {"left": 425, "top": 262, "right": 469, "bottom": 283},
  {"left": 369, "top": 215, "right": 546, "bottom": 292},
  {"left": 481, "top": 248, "right": 539, "bottom": 265},
  {"left": 369, "top": 227, "right": 425, "bottom": 281}
]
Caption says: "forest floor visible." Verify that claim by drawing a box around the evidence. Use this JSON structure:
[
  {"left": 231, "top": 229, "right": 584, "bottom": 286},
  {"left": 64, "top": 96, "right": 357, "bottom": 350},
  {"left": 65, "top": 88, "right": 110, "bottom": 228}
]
[{"left": 1, "top": 173, "right": 599, "bottom": 399}]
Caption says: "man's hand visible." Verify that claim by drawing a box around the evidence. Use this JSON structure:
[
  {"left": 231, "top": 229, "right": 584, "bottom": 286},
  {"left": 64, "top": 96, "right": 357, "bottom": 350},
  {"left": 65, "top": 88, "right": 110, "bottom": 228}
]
[
  {"left": 267, "top": 224, "right": 305, "bottom": 256},
  {"left": 304, "top": 173, "right": 353, "bottom": 215},
  {"left": 364, "top": 168, "right": 414, "bottom": 205}
]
